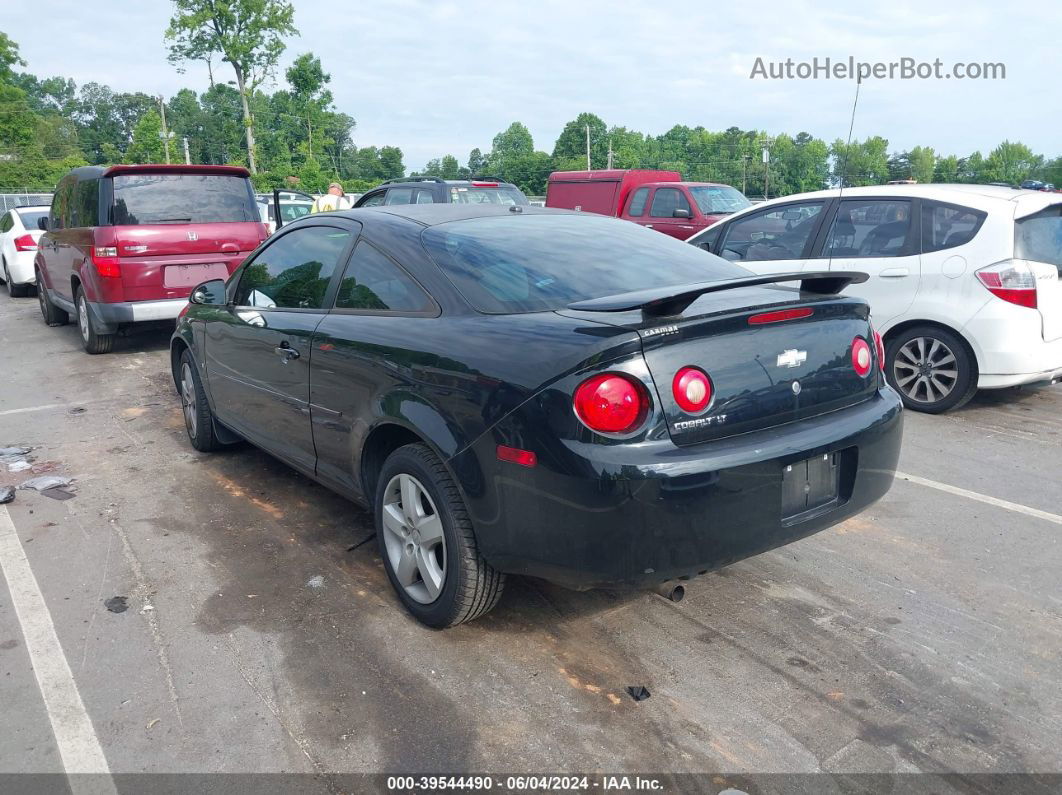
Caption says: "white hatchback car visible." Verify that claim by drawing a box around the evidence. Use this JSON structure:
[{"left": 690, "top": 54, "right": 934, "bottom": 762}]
[
  {"left": 688, "top": 185, "right": 1062, "bottom": 412},
  {"left": 0, "top": 205, "right": 49, "bottom": 297}
]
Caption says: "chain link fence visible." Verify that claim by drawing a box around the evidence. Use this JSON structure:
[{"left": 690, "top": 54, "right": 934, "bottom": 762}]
[{"left": 0, "top": 191, "right": 53, "bottom": 214}]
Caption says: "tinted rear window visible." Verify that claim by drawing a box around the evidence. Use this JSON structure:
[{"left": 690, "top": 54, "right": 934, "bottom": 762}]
[
  {"left": 1015, "top": 205, "right": 1062, "bottom": 267},
  {"left": 15, "top": 209, "right": 47, "bottom": 229},
  {"left": 110, "top": 173, "right": 258, "bottom": 225},
  {"left": 421, "top": 214, "right": 747, "bottom": 314},
  {"left": 448, "top": 186, "right": 528, "bottom": 206}
]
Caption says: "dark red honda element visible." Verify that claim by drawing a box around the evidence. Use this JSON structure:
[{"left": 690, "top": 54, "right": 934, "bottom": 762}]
[{"left": 36, "top": 165, "right": 267, "bottom": 353}]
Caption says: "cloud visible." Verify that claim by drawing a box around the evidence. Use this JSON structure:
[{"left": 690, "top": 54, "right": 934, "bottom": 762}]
[{"left": 7, "top": 0, "right": 1059, "bottom": 169}]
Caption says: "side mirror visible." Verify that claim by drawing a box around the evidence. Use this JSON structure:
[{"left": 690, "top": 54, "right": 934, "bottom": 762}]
[
  {"left": 673, "top": 208, "right": 691, "bottom": 219},
  {"left": 38, "top": 216, "right": 49, "bottom": 231},
  {"left": 190, "top": 279, "right": 227, "bottom": 306}
]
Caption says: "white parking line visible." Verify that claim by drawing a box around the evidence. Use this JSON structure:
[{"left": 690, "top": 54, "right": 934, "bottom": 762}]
[
  {"left": 0, "top": 506, "right": 116, "bottom": 793},
  {"left": 896, "top": 471, "right": 1062, "bottom": 526},
  {"left": 0, "top": 403, "right": 70, "bottom": 417}
]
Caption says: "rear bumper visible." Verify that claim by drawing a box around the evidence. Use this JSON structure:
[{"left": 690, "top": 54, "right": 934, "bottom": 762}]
[
  {"left": 965, "top": 300, "right": 1062, "bottom": 389},
  {"left": 4, "top": 251, "right": 37, "bottom": 284},
  {"left": 462, "top": 389, "right": 903, "bottom": 590},
  {"left": 89, "top": 298, "right": 187, "bottom": 332}
]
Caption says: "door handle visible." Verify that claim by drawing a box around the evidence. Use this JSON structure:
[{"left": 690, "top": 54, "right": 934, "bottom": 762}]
[
  {"left": 879, "top": 267, "right": 909, "bottom": 278},
  {"left": 275, "top": 343, "right": 300, "bottom": 361}
]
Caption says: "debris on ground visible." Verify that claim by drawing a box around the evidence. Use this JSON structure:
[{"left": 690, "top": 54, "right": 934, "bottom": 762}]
[
  {"left": 0, "top": 446, "right": 31, "bottom": 457},
  {"left": 626, "top": 686, "right": 651, "bottom": 702},
  {"left": 19, "top": 476, "right": 74, "bottom": 492},
  {"left": 104, "top": 596, "right": 129, "bottom": 613},
  {"left": 69, "top": 407, "right": 87, "bottom": 415},
  {"left": 146, "top": 718, "right": 160, "bottom": 730},
  {"left": 30, "top": 461, "right": 59, "bottom": 474},
  {"left": 0, "top": 486, "right": 14, "bottom": 504},
  {"left": 306, "top": 575, "right": 325, "bottom": 589},
  {"left": 41, "top": 487, "right": 75, "bottom": 501},
  {"left": 6, "top": 460, "right": 31, "bottom": 472}
]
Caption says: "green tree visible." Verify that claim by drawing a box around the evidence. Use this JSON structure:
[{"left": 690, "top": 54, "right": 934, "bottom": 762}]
[
  {"left": 933, "top": 154, "right": 960, "bottom": 183},
  {"left": 909, "top": 146, "right": 936, "bottom": 184},
  {"left": 982, "top": 141, "right": 1042, "bottom": 185},
  {"left": 831, "top": 136, "right": 889, "bottom": 186},
  {"left": 467, "top": 148, "right": 485, "bottom": 175},
  {"left": 166, "top": 0, "right": 298, "bottom": 174},
  {"left": 552, "top": 112, "right": 607, "bottom": 168},
  {"left": 125, "top": 109, "right": 165, "bottom": 163}
]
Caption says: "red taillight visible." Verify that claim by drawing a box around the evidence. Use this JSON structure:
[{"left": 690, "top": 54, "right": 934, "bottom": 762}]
[
  {"left": 874, "top": 329, "right": 885, "bottom": 371},
  {"left": 852, "top": 337, "right": 872, "bottom": 377},
  {"left": 573, "top": 373, "right": 648, "bottom": 434},
  {"left": 13, "top": 234, "right": 36, "bottom": 252},
  {"left": 975, "top": 260, "right": 1037, "bottom": 309},
  {"left": 470, "top": 182, "right": 499, "bottom": 187},
  {"left": 496, "top": 445, "right": 537, "bottom": 468},
  {"left": 92, "top": 247, "right": 121, "bottom": 278},
  {"left": 672, "top": 366, "right": 713, "bottom": 413},
  {"left": 748, "top": 307, "right": 813, "bottom": 325}
]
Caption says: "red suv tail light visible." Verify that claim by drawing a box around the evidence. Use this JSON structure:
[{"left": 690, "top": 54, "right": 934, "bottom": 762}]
[
  {"left": 13, "top": 234, "right": 36, "bottom": 251},
  {"left": 573, "top": 373, "right": 649, "bottom": 434},
  {"left": 975, "top": 260, "right": 1037, "bottom": 309},
  {"left": 852, "top": 337, "right": 872, "bottom": 377},
  {"left": 672, "top": 366, "right": 713, "bottom": 413},
  {"left": 92, "top": 247, "right": 121, "bottom": 278}
]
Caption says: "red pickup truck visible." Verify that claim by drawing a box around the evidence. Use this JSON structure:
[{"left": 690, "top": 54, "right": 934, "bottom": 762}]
[
  {"left": 545, "top": 169, "right": 751, "bottom": 240},
  {"left": 35, "top": 164, "right": 268, "bottom": 353}
]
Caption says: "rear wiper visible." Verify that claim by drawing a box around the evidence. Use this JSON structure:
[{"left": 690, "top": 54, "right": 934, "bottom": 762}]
[
  {"left": 147, "top": 218, "right": 193, "bottom": 223},
  {"left": 568, "top": 271, "right": 870, "bottom": 317}
]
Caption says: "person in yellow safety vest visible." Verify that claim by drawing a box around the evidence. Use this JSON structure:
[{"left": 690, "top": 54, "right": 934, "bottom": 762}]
[{"left": 310, "top": 182, "right": 352, "bottom": 213}]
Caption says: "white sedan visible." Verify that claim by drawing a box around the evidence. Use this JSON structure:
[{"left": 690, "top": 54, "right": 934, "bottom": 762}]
[
  {"left": 688, "top": 184, "right": 1062, "bottom": 413},
  {"left": 0, "top": 205, "right": 49, "bottom": 297}
]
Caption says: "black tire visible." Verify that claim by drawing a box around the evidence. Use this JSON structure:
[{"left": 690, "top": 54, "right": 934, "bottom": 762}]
[
  {"left": 37, "top": 269, "right": 69, "bottom": 326},
  {"left": 885, "top": 325, "right": 978, "bottom": 414},
  {"left": 375, "top": 443, "right": 504, "bottom": 628},
  {"left": 75, "top": 286, "right": 114, "bottom": 354},
  {"left": 178, "top": 350, "right": 222, "bottom": 452},
  {"left": 2, "top": 259, "right": 28, "bottom": 297}
]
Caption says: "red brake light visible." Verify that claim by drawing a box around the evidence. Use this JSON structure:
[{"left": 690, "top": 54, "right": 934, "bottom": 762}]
[
  {"left": 975, "top": 260, "right": 1037, "bottom": 309},
  {"left": 672, "top": 366, "right": 713, "bottom": 413},
  {"left": 470, "top": 182, "right": 499, "bottom": 187},
  {"left": 873, "top": 329, "right": 885, "bottom": 371},
  {"left": 496, "top": 445, "right": 537, "bottom": 468},
  {"left": 92, "top": 247, "right": 121, "bottom": 278},
  {"left": 13, "top": 234, "right": 36, "bottom": 251},
  {"left": 573, "top": 373, "right": 648, "bottom": 434},
  {"left": 852, "top": 337, "right": 872, "bottom": 377},
  {"left": 748, "top": 307, "right": 813, "bottom": 325}
]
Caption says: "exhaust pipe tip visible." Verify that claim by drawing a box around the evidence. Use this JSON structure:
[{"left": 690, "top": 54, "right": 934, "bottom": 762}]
[{"left": 653, "top": 582, "right": 685, "bottom": 602}]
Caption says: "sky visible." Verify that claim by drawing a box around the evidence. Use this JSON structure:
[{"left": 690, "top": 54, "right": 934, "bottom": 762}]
[{"left": 5, "top": 0, "right": 1059, "bottom": 171}]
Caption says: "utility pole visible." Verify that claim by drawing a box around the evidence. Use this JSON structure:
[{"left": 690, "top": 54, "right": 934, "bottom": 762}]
[
  {"left": 762, "top": 141, "right": 771, "bottom": 201},
  {"left": 182, "top": 136, "right": 191, "bottom": 165},
  {"left": 742, "top": 154, "right": 750, "bottom": 194},
  {"left": 585, "top": 124, "right": 591, "bottom": 171},
  {"left": 158, "top": 96, "right": 171, "bottom": 164},
  {"left": 606, "top": 138, "right": 614, "bottom": 170}
]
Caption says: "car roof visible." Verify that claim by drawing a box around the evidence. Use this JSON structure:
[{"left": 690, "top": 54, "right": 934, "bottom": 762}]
[
  {"left": 319, "top": 204, "right": 578, "bottom": 227},
  {"left": 754, "top": 183, "right": 1053, "bottom": 204},
  {"left": 11, "top": 205, "right": 50, "bottom": 212},
  {"left": 63, "top": 164, "right": 251, "bottom": 181}
]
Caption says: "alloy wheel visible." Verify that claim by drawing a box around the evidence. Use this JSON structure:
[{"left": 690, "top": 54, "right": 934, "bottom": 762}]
[
  {"left": 180, "top": 363, "right": 198, "bottom": 437},
  {"left": 381, "top": 473, "right": 446, "bottom": 604},
  {"left": 892, "top": 336, "right": 958, "bottom": 404},
  {"left": 77, "top": 294, "right": 90, "bottom": 342}
]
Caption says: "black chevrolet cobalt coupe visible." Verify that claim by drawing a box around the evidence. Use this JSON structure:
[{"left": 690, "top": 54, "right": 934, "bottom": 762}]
[{"left": 171, "top": 204, "right": 902, "bottom": 627}]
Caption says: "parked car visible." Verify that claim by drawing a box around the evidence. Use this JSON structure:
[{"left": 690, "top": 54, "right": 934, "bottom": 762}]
[
  {"left": 171, "top": 204, "right": 902, "bottom": 627},
  {"left": 256, "top": 190, "right": 315, "bottom": 234},
  {"left": 35, "top": 164, "right": 268, "bottom": 353},
  {"left": 545, "top": 169, "right": 751, "bottom": 240},
  {"left": 354, "top": 176, "right": 529, "bottom": 208},
  {"left": 0, "top": 204, "right": 49, "bottom": 297},
  {"left": 688, "top": 184, "right": 1062, "bottom": 412}
]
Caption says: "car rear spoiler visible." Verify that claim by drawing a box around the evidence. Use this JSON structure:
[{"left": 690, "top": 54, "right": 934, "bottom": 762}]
[{"left": 567, "top": 271, "right": 870, "bottom": 317}]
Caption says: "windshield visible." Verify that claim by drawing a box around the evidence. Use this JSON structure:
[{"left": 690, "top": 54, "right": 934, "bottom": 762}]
[
  {"left": 1016, "top": 205, "right": 1062, "bottom": 268},
  {"left": 421, "top": 213, "right": 748, "bottom": 314},
  {"left": 449, "top": 186, "right": 528, "bottom": 206},
  {"left": 16, "top": 209, "right": 48, "bottom": 229},
  {"left": 111, "top": 173, "right": 258, "bottom": 225},
  {"left": 688, "top": 186, "right": 751, "bottom": 215}
]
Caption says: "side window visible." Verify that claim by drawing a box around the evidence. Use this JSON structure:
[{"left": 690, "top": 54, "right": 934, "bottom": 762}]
[
  {"left": 414, "top": 189, "right": 436, "bottom": 204},
  {"left": 720, "top": 202, "right": 824, "bottom": 262},
  {"left": 921, "top": 201, "right": 986, "bottom": 253},
  {"left": 51, "top": 179, "right": 74, "bottom": 230},
  {"left": 627, "top": 187, "right": 649, "bottom": 217},
  {"left": 649, "top": 188, "right": 691, "bottom": 218},
  {"left": 234, "top": 226, "right": 352, "bottom": 309},
  {"left": 691, "top": 225, "right": 722, "bottom": 253},
  {"left": 384, "top": 188, "right": 414, "bottom": 206},
  {"left": 0, "top": 213, "right": 10, "bottom": 233},
  {"left": 334, "top": 241, "right": 432, "bottom": 313},
  {"left": 71, "top": 179, "right": 99, "bottom": 228},
  {"left": 359, "top": 191, "right": 386, "bottom": 207},
  {"left": 824, "top": 199, "right": 913, "bottom": 258}
]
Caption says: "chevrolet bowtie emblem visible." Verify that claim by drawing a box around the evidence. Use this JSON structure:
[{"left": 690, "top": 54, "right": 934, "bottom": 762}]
[{"left": 777, "top": 349, "right": 807, "bottom": 368}]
